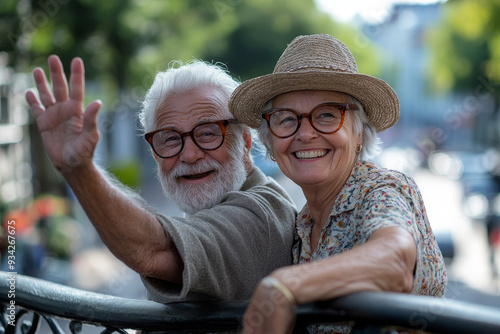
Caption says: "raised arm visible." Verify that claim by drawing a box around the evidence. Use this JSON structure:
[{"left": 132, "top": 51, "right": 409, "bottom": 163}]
[
  {"left": 243, "top": 225, "right": 417, "bottom": 334},
  {"left": 25, "top": 55, "right": 183, "bottom": 283}
]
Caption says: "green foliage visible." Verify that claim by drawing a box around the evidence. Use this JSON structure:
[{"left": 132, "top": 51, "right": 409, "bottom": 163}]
[
  {"left": 202, "top": 0, "right": 375, "bottom": 81},
  {"left": 46, "top": 216, "right": 79, "bottom": 259},
  {"left": 427, "top": 0, "right": 500, "bottom": 95},
  {"left": 108, "top": 159, "right": 142, "bottom": 189},
  {"left": 0, "top": 0, "right": 22, "bottom": 60},
  {"left": 2, "top": 0, "right": 377, "bottom": 96}
]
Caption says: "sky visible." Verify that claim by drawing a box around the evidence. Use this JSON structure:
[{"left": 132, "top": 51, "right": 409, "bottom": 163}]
[{"left": 315, "top": 0, "right": 447, "bottom": 23}]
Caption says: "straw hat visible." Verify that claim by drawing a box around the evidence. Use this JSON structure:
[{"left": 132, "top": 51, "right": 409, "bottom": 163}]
[{"left": 229, "top": 34, "right": 400, "bottom": 132}]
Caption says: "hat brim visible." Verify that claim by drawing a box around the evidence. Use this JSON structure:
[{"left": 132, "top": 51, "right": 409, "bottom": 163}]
[{"left": 229, "top": 71, "right": 400, "bottom": 132}]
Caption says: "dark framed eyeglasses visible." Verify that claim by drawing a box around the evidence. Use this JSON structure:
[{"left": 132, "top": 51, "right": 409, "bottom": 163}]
[
  {"left": 262, "top": 102, "right": 358, "bottom": 138},
  {"left": 144, "top": 119, "right": 238, "bottom": 159}
]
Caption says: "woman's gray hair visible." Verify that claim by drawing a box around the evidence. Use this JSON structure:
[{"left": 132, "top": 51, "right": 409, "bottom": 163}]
[
  {"left": 138, "top": 59, "right": 240, "bottom": 133},
  {"left": 346, "top": 95, "right": 383, "bottom": 161},
  {"left": 256, "top": 94, "right": 383, "bottom": 162}
]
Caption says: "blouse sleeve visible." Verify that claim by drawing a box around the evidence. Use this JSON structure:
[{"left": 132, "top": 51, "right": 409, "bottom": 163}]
[{"left": 358, "top": 172, "right": 447, "bottom": 297}]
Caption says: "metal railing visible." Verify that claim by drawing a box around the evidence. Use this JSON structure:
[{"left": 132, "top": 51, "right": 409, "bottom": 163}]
[{"left": 1, "top": 271, "right": 500, "bottom": 333}]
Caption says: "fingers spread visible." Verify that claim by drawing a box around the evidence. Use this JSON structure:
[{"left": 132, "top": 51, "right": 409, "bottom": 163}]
[
  {"left": 69, "top": 57, "right": 85, "bottom": 102},
  {"left": 48, "top": 55, "right": 69, "bottom": 102},
  {"left": 25, "top": 90, "right": 44, "bottom": 119},
  {"left": 33, "top": 67, "right": 55, "bottom": 108}
]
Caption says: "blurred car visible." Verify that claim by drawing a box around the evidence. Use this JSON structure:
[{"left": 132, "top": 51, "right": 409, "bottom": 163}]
[
  {"left": 377, "top": 146, "right": 456, "bottom": 262},
  {"left": 429, "top": 149, "right": 500, "bottom": 278}
]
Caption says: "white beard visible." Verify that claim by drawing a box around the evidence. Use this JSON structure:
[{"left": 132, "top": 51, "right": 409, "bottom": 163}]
[{"left": 157, "top": 142, "right": 247, "bottom": 215}]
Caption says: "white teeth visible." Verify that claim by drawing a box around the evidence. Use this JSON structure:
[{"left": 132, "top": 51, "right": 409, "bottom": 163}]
[{"left": 295, "top": 150, "right": 327, "bottom": 159}]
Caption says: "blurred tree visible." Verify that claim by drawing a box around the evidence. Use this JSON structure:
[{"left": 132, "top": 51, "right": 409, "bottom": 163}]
[
  {"left": 204, "top": 0, "right": 349, "bottom": 80},
  {"left": 427, "top": 0, "right": 500, "bottom": 95},
  {"left": 426, "top": 0, "right": 500, "bottom": 148},
  {"left": 126, "top": 0, "right": 377, "bottom": 89},
  {"left": 0, "top": 0, "right": 21, "bottom": 61},
  {"left": 2, "top": 0, "right": 380, "bottom": 197},
  {"left": 2, "top": 0, "right": 378, "bottom": 98},
  {"left": 22, "top": 0, "right": 144, "bottom": 98}
]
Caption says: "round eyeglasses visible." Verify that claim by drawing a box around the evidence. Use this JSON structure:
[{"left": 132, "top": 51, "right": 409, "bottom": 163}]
[
  {"left": 262, "top": 102, "right": 358, "bottom": 138},
  {"left": 144, "top": 119, "right": 238, "bottom": 159}
]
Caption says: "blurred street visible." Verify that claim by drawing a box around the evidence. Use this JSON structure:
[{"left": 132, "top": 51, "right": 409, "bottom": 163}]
[{"left": 413, "top": 169, "right": 499, "bottom": 294}]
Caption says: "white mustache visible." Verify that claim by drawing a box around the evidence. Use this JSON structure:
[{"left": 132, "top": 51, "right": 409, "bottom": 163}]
[
  {"left": 170, "top": 159, "right": 221, "bottom": 179},
  {"left": 157, "top": 135, "right": 247, "bottom": 215}
]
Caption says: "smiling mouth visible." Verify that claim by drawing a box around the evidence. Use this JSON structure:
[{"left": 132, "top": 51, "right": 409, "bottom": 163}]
[
  {"left": 181, "top": 170, "right": 214, "bottom": 180},
  {"left": 294, "top": 150, "right": 329, "bottom": 160}
]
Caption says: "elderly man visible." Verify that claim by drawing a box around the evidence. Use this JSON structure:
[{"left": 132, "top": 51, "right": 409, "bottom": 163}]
[{"left": 25, "top": 55, "right": 296, "bottom": 302}]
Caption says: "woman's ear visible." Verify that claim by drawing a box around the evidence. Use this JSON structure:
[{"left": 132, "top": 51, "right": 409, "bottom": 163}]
[{"left": 357, "top": 132, "right": 364, "bottom": 148}]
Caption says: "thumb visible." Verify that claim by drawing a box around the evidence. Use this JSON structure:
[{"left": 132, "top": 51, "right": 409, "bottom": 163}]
[{"left": 83, "top": 99, "right": 102, "bottom": 134}]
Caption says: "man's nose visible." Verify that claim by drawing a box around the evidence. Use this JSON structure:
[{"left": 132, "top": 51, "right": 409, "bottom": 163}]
[{"left": 179, "top": 136, "right": 205, "bottom": 163}]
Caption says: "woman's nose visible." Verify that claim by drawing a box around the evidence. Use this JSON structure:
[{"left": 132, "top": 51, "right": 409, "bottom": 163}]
[{"left": 295, "top": 117, "right": 318, "bottom": 140}]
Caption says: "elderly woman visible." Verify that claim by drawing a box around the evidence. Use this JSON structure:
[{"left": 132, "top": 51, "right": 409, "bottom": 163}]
[{"left": 229, "top": 34, "right": 447, "bottom": 333}]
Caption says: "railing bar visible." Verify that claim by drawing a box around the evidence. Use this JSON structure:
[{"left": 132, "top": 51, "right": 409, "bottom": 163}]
[
  {"left": 0, "top": 305, "right": 7, "bottom": 330},
  {"left": 5, "top": 309, "right": 29, "bottom": 334},
  {"left": 100, "top": 328, "right": 129, "bottom": 334},
  {"left": 23, "top": 313, "right": 41, "bottom": 334},
  {"left": 42, "top": 315, "right": 66, "bottom": 334},
  {"left": 69, "top": 321, "right": 82, "bottom": 334},
  {"left": 350, "top": 324, "right": 384, "bottom": 334},
  {"left": 4, "top": 323, "right": 14, "bottom": 334},
  {"left": 1, "top": 273, "right": 500, "bottom": 334}
]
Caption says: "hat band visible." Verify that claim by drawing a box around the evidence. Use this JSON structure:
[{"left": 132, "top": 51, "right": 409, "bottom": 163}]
[{"left": 280, "top": 64, "right": 357, "bottom": 74}]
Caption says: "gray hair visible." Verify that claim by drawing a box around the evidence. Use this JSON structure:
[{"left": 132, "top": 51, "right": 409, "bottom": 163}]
[
  {"left": 347, "top": 95, "right": 383, "bottom": 161},
  {"left": 256, "top": 94, "right": 382, "bottom": 161},
  {"left": 138, "top": 59, "right": 251, "bottom": 166},
  {"left": 138, "top": 60, "right": 240, "bottom": 133}
]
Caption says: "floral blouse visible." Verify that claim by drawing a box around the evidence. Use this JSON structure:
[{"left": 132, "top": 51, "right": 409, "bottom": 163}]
[{"left": 292, "top": 160, "right": 447, "bottom": 333}]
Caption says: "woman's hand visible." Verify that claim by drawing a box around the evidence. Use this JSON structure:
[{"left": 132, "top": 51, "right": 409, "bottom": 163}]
[
  {"left": 243, "top": 276, "right": 296, "bottom": 334},
  {"left": 25, "top": 55, "right": 102, "bottom": 175}
]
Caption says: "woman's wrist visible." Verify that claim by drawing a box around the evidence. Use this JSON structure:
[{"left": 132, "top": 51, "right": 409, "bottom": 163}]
[{"left": 261, "top": 276, "right": 297, "bottom": 306}]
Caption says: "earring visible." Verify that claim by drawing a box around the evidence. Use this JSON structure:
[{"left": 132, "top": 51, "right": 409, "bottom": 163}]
[
  {"left": 356, "top": 144, "right": 362, "bottom": 153},
  {"left": 270, "top": 153, "right": 276, "bottom": 161}
]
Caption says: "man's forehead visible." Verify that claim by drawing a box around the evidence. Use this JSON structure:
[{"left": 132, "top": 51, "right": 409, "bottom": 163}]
[
  {"left": 155, "top": 89, "right": 230, "bottom": 130},
  {"left": 156, "top": 109, "right": 227, "bottom": 130}
]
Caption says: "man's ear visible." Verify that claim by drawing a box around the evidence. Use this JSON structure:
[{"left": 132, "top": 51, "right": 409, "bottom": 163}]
[
  {"left": 243, "top": 129, "right": 252, "bottom": 153},
  {"left": 242, "top": 129, "right": 254, "bottom": 173}
]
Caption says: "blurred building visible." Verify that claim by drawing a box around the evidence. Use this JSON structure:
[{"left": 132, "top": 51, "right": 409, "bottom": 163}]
[
  {"left": 0, "top": 52, "right": 33, "bottom": 218},
  {"left": 364, "top": 3, "right": 496, "bottom": 157}
]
